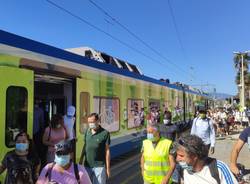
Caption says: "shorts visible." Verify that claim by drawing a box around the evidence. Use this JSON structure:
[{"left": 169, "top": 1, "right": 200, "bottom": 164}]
[
  {"left": 85, "top": 166, "right": 107, "bottom": 184},
  {"left": 218, "top": 123, "right": 224, "bottom": 128},
  {"left": 242, "top": 121, "right": 249, "bottom": 127}
]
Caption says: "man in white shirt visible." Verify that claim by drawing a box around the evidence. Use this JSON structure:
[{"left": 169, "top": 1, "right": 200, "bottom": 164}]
[
  {"left": 175, "top": 135, "right": 238, "bottom": 184},
  {"left": 191, "top": 109, "right": 215, "bottom": 155}
]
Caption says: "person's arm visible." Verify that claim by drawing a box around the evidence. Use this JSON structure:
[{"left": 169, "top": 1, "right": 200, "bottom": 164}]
[
  {"left": 190, "top": 118, "right": 196, "bottom": 135},
  {"left": 0, "top": 153, "right": 8, "bottom": 175},
  {"left": 105, "top": 144, "right": 111, "bottom": 178},
  {"left": 36, "top": 164, "right": 50, "bottom": 184},
  {"left": 209, "top": 119, "right": 216, "bottom": 154},
  {"left": 230, "top": 139, "right": 245, "bottom": 175},
  {"left": 79, "top": 129, "right": 88, "bottom": 165},
  {"left": 62, "top": 123, "right": 69, "bottom": 140},
  {"left": 161, "top": 154, "right": 176, "bottom": 184},
  {"left": 79, "top": 166, "right": 92, "bottom": 184},
  {"left": 42, "top": 127, "right": 54, "bottom": 146},
  {"left": 34, "top": 160, "right": 41, "bottom": 181},
  {"left": 0, "top": 164, "right": 6, "bottom": 175},
  {"left": 140, "top": 153, "right": 144, "bottom": 177}
]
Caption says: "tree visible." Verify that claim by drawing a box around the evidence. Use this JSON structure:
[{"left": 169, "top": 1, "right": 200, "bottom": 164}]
[{"left": 234, "top": 53, "right": 250, "bottom": 103}]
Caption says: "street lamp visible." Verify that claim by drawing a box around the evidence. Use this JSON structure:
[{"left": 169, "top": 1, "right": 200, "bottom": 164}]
[{"left": 233, "top": 51, "right": 250, "bottom": 109}]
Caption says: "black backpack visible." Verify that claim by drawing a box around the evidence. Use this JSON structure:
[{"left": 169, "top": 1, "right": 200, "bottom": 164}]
[
  {"left": 7, "top": 154, "right": 33, "bottom": 184},
  {"left": 45, "top": 162, "right": 80, "bottom": 184},
  {"left": 180, "top": 157, "right": 220, "bottom": 184}
]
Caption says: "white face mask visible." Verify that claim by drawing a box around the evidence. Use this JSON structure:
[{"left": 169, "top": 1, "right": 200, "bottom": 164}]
[
  {"left": 179, "top": 161, "right": 193, "bottom": 172},
  {"left": 89, "top": 123, "right": 97, "bottom": 129},
  {"left": 163, "top": 119, "right": 171, "bottom": 125},
  {"left": 56, "top": 124, "right": 62, "bottom": 128}
]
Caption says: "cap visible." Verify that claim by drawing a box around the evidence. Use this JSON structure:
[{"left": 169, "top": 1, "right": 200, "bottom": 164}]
[
  {"left": 55, "top": 140, "right": 72, "bottom": 155},
  {"left": 67, "top": 105, "right": 75, "bottom": 116},
  {"left": 198, "top": 107, "right": 207, "bottom": 114}
]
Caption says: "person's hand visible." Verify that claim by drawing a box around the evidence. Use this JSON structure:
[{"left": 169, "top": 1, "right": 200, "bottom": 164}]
[
  {"left": 141, "top": 167, "right": 144, "bottom": 179},
  {"left": 34, "top": 172, "right": 40, "bottom": 180},
  {"left": 210, "top": 147, "right": 215, "bottom": 154},
  {"left": 161, "top": 176, "right": 169, "bottom": 184},
  {"left": 230, "top": 164, "right": 240, "bottom": 175},
  {"left": 106, "top": 168, "right": 111, "bottom": 178}
]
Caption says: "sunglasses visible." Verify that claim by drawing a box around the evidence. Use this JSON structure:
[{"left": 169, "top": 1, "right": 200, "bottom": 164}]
[
  {"left": 178, "top": 139, "right": 200, "bottom": 154},
  {"left": 178, "top": 139, "right": 189, "bottom": 148}
]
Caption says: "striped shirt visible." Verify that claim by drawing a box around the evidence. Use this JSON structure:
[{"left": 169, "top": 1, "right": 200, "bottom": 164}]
[{"left": 183, "top": 160, "right": 238, "bottom": 184}]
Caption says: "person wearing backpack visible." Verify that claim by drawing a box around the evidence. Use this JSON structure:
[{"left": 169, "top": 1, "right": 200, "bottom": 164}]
[
  {"left": 191, "top": 109, "right": 216, "bottom": 155},
  {"left": 175, "top": 135, "right": 238, "bottom": 184},
  {"left": 37, "top": 140, "right": 91, "bottom": 184},
  {"left": 0, "top": 131, "right": 40, "bottom": 184}
]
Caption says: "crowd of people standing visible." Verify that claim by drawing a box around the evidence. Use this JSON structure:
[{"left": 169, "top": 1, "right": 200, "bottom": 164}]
[
  {"left": 0, "top": 103, "right": 250, "bottom": 184},
  {"left": 207, "top": 107, "right": 249, "bottom": 137}
]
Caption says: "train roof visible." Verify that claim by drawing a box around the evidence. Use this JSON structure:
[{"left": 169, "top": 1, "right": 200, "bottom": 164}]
[{"left": 0, "top": 29, "right": 208, "bottom": 97}]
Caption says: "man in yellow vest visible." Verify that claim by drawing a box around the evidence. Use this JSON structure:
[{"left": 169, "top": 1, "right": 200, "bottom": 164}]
[{"left": 141, "top": 124, "right": 176, "bottom": 184}]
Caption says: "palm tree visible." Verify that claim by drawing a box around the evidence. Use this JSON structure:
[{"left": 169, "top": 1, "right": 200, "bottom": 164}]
[
  {"left": 234, "top": 53, "right": 249, "bottom": 71},
  {"left": 234, "top": 53, "right": 250, "bottom": 102}
]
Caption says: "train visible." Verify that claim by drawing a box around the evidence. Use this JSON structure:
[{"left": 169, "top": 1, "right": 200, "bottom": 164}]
[{"left": 0, "top": 30, "right": 212, "bottom": 182}]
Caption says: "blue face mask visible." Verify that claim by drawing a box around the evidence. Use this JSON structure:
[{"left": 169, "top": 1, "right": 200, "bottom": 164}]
[
  {"left": 89, "top": 123, "right": 97, "bottom": 129},
  {"left": 179, "top": 161, "right": 193, "bottom": 172},
  {"left": 55, "top": 154, "right": 71, "bottom": 167},
  {"left": 16, "top": 143, "right": 28, "bottom": 152},
  {"left": 147, "top": 133, "right": 157, "bottom": 142}
]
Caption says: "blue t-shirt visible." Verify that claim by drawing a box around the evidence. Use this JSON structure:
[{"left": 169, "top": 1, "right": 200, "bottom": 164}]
[{"left": 239, "top": 127, "right": 250, "bottom": 143}]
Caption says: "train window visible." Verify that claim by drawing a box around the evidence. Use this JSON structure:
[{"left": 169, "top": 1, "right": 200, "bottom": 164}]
[
  {"left": 5, "top": 86, "right": 28, "bottom": 147},
  {"left": 127, "top": 99, "right": 144, "bottom": 128},
  {"left": 148, "top": 100, "right": 161, "bottom": 124},
  {"left": 80, "top": 92, "right": 90, "bottom": 132},
  {"left": 93, "top": 97, "right": 119, "bottom": 132}
]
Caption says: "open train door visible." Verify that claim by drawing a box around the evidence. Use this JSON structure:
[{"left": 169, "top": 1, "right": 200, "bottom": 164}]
[
  {"left": 0, "top": 65, "right": 33, "bottom": 182},
  {"left": 75, "top": 77, "right": 93, "bottom": 162}
]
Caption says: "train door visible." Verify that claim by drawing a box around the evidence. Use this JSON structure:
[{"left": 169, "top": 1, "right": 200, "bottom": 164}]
[
  {"left": 34, "top": 79, "right": 72, "bottom": 126},
  {"left": 34, "top": 74, "right": 75, "bottom": 165},
  {"left": 75, "top": 78, "right": 92, "bottom": 162},
  {"left": 0, "top": 66, "right": 33, "bottom": 183}
]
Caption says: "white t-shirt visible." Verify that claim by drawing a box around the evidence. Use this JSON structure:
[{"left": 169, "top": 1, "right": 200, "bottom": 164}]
[
  {"left": 242, "top": 111, "right": 249, "bottom": 122},
  {"left": 64, "top": 115, "right": 75, "bottom": 140},
  {"left": 183, "top": 160, "right": 238, "bottom": 184}
]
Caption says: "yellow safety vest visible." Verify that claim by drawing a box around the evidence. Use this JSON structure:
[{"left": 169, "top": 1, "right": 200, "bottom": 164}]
[{"left": 143, "top": 137, "right": 172, "bottom": 184}]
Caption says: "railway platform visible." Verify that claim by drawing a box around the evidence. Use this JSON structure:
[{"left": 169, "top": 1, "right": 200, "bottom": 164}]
[{"left": 108, "top": 132, "right": 250, "bottom": 184}]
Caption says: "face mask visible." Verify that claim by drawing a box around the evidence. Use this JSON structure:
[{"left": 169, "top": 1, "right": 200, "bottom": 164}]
[
  {"left": 179, "top": 161, "right": 193, "bottom": 172},
  {"left": 89, "top": 123, "right": 97, "bottom": 129},
  {"left": 55, "top": 154, "right": 70, "bottom": 167},
  {"left": 147, "top": 133, "right": 157, "bottom": 142},
  {"left": 56, "top": 124, "right": 62, "bottom": 128},
  {"left": 163, "top": 119, "right": 171, "bottom": 125},
  {"left": 67, "top": 115, "right": 74, "bottom": 118},
  {"left": 200, "top": 114, "right": 206, "bottom": 119},
  {"left": 16, "top": 143, "right": 28, "bottom": 152}
]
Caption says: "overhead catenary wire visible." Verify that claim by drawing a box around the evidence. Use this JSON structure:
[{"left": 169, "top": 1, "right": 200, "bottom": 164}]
[
  {"left": 167, "top": 0, "right": 186, "bottom": 60},
  {"left": 46, "top": 0, "right": 197, "bottom": 81},
  {"left": 88, "top": 0, "right": 197, "bottom": 81},
  {"left": 45, "top": 0, "right": 188, "bottom": 79},
  {"left": 167, "top": 0, "right": 197, "bottom": 80},
  {"left": 45, "top": 1, "right": 169, "bottom": 67}
]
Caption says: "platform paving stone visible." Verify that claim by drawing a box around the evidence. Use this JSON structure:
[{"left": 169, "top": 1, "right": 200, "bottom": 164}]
[{"left": 213, "top": 133, "right": 250, "bottom": 170}]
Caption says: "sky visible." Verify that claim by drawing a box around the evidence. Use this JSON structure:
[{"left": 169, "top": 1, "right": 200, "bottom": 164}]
[{"left": 1, "top": 0, "right": 250, "bottom": 95}]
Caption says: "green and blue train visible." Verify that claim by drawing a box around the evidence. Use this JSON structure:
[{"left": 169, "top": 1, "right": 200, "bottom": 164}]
[{"left": 0, "top": 30, "right": 211, "bottom": 182}]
